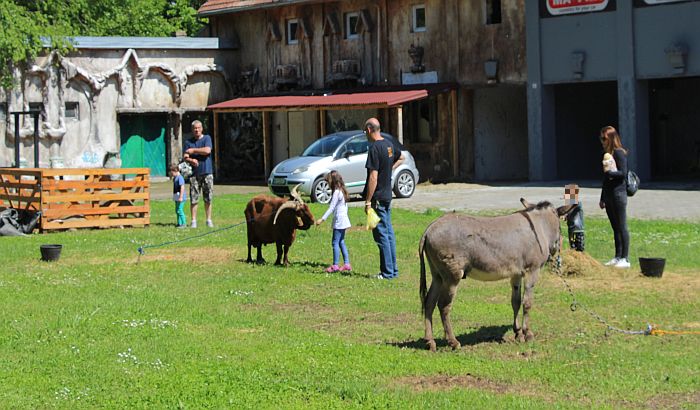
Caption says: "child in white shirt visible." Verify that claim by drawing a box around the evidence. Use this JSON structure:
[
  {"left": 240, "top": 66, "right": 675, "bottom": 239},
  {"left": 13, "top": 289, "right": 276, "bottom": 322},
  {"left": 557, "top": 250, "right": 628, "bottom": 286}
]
[{"left": 315, "top": 171, "right": 352, "bottom": 272}]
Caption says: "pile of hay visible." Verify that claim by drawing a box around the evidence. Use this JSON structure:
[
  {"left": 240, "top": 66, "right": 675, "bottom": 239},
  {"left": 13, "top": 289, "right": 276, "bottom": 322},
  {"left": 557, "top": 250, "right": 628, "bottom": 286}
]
[{"left": 558, "top": 248, "right": 604, "bottom": 276}]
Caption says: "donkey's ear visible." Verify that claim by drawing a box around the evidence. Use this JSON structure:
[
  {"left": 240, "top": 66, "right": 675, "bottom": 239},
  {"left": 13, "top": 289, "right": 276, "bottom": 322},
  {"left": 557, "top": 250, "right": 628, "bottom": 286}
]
[
  {"left": 557, "top": 204, "right": 576, "bottom": 217},
  {"left": 520, "top": 198, "right": 533, "bottom": 209}
]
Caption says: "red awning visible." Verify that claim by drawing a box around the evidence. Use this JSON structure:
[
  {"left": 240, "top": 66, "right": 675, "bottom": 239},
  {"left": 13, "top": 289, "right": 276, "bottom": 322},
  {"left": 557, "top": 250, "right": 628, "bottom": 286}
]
[{"left": 207, "top": 90, "right": 429, "bottom": 112}]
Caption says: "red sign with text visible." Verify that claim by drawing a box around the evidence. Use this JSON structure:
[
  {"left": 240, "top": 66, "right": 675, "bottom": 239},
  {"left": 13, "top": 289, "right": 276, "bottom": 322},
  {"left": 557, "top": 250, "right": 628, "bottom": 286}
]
[{"left": 547, "top": 0, "right": 609, "bottom": 15}]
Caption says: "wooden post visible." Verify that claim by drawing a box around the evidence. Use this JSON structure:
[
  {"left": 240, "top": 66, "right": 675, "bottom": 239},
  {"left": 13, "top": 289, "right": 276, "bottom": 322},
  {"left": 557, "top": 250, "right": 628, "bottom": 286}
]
[
  {"left": 319, "top": 109, "right": 326, "bottom": 136},
  {"left": 213, "top": 111, "right": 220, "bottom": 177},
  {"left": 451, "top": 89, "right": 459, "bottom": 178},
  {"left": 396, "top": 106, "right": 404, "bottom": 144},
  {"left": 262, "top": 111, "right": 271, "bottom": 178}
]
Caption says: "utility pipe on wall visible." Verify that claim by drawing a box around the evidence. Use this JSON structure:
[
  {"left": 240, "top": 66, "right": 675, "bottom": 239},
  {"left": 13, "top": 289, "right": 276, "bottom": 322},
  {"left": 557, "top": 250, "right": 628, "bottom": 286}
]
[
  {"left": 33, "top": 114, "right": 39, "bottom": 168},
  {"left": 13, "top": 113, "right": 20, "bottom": 168},
  {"left": 11, "top": 110, "right": 41, "bottom": 168}
]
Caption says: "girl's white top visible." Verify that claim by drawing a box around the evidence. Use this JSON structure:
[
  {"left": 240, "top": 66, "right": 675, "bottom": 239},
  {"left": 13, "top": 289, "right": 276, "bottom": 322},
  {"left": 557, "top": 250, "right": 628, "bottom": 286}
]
[{"left": 321, "top": 190, "right": 351, "bottom": 230}]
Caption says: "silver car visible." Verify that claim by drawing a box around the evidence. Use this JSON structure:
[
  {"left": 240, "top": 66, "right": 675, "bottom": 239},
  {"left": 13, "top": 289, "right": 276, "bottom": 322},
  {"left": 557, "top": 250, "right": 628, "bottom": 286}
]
[{"left": 268, "top": 130, "right": 419, "bottom": 204}]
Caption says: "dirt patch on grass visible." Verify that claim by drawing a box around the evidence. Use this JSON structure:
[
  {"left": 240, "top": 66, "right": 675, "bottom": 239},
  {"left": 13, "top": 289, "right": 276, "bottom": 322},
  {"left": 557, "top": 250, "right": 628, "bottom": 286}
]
[
  {"left": 246, "top": 301, "right": 421, "bottom": 343},
  {"left": 137, "top": 247, "right": 235, "bottom": 265},
  {"left": 394, "top": 373, "right": 536, "bottom": 397},
  {"left": 604, "top": 270, "right": 700, "bottom": 292},
  {"left": 618, "top": 391, "right": 700, "bottom": 409},
  {"left": 267, "top": 301, "right": 416, "bottom": 328},
  {"left": 557, "top": 267, "right": 700, "bottom": 294},
  {"left": 548, "top": 249, "right": 700, "bottom": 302},
  {"left": 265, "top": 301, "right": 338, "bottom": 316},
  {"left": 646, "top": 391, "right": 700, "bottom": 409},
  {"left": 346, "top": 226, "right": 369, "bottom": 232}
]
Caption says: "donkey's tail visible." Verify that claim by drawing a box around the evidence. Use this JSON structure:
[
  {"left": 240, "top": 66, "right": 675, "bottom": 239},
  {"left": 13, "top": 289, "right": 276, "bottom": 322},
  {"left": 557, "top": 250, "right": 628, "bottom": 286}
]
[{"left": 419, "top": 230, "right": 428, "bottom": 315}]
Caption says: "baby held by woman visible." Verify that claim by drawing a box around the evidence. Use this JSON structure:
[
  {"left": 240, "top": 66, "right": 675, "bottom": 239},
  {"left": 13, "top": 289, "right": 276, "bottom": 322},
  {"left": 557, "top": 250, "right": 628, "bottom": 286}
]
[{"left": 602, "top": 152, "right": 617, "bottom": 172}]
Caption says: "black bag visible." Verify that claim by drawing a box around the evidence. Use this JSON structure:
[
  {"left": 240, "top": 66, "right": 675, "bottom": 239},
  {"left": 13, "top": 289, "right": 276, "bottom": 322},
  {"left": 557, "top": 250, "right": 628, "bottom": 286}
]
[{"left": 626, "top": 170, "right": 640, "bottom": 197}]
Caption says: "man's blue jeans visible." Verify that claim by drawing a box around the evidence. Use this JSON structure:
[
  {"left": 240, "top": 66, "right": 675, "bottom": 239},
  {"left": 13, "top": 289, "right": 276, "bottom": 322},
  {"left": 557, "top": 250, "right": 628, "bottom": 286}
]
[{"left": 372, "top": 200, "right": 398, "bottom": 278}]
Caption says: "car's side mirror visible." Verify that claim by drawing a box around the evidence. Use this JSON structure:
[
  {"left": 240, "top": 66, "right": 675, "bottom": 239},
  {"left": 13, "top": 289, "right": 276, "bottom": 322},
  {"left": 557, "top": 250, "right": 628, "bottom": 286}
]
[{"left": 343, "top": 149, "right": 355, "bottom": 158}]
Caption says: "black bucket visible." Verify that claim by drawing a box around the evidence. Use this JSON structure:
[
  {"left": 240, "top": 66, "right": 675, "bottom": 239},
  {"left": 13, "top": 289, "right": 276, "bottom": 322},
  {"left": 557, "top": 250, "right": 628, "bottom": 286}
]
[
  {"left": 40, "top": 244, "right": 63, "bottom": 262},
  {"left": 639, "top": 257, "right": 665, "bottom": 278}
]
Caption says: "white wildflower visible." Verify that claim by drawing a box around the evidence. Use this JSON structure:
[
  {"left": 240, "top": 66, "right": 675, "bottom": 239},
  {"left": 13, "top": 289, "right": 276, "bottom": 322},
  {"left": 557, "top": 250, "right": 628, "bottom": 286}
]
[{"left": 228, "top": 290, "right": 254, "bottom": 296}]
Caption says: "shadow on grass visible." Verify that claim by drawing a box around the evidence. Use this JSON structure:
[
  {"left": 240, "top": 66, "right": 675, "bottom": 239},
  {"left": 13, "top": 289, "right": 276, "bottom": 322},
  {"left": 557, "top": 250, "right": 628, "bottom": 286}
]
[
  {"left": 293, "top": 260, "right": 327, "bottom": 270},
  {"left": 390, "top": 325, "right": 510, "bottom": 350},
  {"left": 234, "top": 259, "right": 326, "bottom": 270},
  {"left": 149, "top": 222, "right": 185, "bottom": 228},
  {"left": 456, "top": 325, "right": 510, "bottom": 346}
]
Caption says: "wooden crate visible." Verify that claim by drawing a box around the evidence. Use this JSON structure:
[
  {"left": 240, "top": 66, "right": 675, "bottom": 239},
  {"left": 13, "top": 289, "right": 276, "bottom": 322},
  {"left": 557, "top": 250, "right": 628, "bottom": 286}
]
[{"left": 0, "top": 168, "right": 150, "bottom": 231}]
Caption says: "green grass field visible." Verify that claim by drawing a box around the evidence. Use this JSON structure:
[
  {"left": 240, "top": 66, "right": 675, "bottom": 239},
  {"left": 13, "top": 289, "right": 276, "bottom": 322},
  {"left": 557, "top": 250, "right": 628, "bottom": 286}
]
[{"left": 0, "top": 195, "right": 698, "bottom": 408}]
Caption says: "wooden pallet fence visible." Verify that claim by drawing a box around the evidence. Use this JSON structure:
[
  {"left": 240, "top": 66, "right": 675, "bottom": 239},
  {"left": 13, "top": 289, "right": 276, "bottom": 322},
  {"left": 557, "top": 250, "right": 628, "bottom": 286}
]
[
  {"left": 0, "top": 168, "right": 150, "bottom": 231},
  {"left": 0, "top": 168, "right": 42, "bottom": 213}
]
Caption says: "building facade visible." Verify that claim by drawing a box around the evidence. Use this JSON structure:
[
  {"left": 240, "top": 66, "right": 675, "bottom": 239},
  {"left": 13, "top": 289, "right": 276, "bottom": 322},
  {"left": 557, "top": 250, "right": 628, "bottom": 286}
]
[
  {"left": 7, "top": 1, "right": 696, "bottom": 183},
  {"left": 527, "top": 0, "right": 700, "bottom": 181},
  {"left": 200, "top": 0, "right": 528, "bottom": 182},
  {"left": 0, "top": 37, "right": 232, "bottom": 176}
]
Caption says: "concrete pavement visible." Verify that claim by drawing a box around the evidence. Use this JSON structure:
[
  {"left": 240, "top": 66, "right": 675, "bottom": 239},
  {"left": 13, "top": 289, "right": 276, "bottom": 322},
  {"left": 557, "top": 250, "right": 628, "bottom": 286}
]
[
  {"left": 391, "top": 181, "right": 700, "bottom": 221},
  {"left": 149, "top": 179, "right": 700, "bottom": 221}
]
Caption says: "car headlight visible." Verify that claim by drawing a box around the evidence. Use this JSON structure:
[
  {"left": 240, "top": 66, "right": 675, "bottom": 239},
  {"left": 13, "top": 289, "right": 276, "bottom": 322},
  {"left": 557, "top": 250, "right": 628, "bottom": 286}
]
[{"left": 292, "top": 166, "right": 309, "bottom": 174}]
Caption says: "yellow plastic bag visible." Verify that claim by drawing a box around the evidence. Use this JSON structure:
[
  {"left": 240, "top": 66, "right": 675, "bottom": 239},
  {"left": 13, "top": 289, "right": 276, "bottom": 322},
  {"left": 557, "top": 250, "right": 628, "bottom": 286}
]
[{"left": 366, "top": 208, "right": 380, "bottom": 230}]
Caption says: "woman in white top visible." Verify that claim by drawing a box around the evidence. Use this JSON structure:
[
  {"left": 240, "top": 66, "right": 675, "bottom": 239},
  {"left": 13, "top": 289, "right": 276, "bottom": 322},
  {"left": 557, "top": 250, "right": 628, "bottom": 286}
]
[{"left": 315, "top": 171, "right": 352, "bottom": 272}]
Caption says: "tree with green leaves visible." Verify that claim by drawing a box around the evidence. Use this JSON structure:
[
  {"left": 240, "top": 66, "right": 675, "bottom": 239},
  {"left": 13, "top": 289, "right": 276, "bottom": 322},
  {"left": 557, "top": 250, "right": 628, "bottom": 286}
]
[
  {"left": 0, "top": 1, "right": 52, "bottom": 89},
  {"left": 0, "top": 0, "right": 208, "bottom": 88}
]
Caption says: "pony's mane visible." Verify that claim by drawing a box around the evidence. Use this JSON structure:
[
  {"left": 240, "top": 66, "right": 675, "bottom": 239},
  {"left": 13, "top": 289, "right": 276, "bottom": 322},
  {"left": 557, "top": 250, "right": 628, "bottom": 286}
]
[{"left": 520, "top": 200, "right": 553, "bottom": 212}]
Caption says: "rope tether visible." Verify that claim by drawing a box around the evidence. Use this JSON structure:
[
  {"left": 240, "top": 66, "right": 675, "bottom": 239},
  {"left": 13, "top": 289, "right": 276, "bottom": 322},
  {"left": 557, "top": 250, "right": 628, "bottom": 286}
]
[
  {"left": 136, "top": 220, "right": 247, "bottom": 260},
  {"left": 551, "top": 255, "right": 699, "bottom": 337}
]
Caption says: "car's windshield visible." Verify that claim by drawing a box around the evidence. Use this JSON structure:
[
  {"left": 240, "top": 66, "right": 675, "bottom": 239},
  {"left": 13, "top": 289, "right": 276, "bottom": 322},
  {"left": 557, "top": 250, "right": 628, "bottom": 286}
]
[{"left": 301, "top": 134, "right": 347, "bottom": 157}]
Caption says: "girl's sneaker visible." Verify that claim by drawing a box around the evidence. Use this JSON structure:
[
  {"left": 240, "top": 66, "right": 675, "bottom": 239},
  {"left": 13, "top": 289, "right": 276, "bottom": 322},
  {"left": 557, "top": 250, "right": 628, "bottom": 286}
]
[
  {"left": 325, "top": 265, "right": 340, "bottom": 273},
  {"left": 340, "top": 264, "right": 352, "bottom": 272}
]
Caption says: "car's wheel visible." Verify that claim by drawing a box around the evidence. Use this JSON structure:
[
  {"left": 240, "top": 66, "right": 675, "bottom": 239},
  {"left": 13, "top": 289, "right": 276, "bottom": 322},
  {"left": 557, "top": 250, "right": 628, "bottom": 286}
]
[
  {"left": 393, "top": 170, "right": 415, "bottom": 198},
  {"left": 311, "top": 177, "right": 332, "bottom": 204}
]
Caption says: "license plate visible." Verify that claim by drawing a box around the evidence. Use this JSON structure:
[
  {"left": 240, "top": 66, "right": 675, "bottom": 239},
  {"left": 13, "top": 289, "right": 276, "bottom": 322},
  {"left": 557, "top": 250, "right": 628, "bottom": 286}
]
[{"left": 272, "top": 177, "right": 286, "bottom": 185}]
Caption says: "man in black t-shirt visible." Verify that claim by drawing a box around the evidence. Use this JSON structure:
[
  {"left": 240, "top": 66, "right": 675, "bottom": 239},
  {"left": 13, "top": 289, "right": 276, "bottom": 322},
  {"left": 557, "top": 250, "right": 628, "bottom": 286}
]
[{"left": 363, "top": 118, "right": 404, "bottom": 279}]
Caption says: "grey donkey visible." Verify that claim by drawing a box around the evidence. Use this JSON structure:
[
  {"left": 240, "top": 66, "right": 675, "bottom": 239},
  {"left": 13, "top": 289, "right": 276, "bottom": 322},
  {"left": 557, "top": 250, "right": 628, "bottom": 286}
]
[{"left": 419, "top": 199, "right": 575, "bottom": 352}]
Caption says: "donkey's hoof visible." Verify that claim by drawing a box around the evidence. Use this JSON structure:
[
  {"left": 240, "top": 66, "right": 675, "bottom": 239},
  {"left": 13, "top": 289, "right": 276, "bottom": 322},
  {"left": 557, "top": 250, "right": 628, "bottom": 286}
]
[
  {"left": 448, "top": 339, "right": 461, "bottom": 350},
  {"left": 426, "top": 339, "right": 437, "bottom": 352},
  {"left": 515, "top": 330, "right": 526, "bottom": 343}
]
